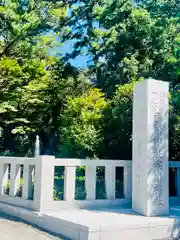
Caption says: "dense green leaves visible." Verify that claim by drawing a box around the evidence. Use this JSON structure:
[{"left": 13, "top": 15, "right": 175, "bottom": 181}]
[
  {"left": 67, "top": 0, "right": 179, "bottom": 95},
  {"left": 0, "top": 0, "right": 90, "bottom": 155},
  {"left": 60, "top": 88, "right": 108, "bottom": 158},
  {"left": 100, "top": 81, "right": 134, "bottom": 159}
]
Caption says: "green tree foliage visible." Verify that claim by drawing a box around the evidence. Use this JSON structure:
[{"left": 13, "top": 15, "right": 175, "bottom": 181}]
[
  {"left": 60, "top": 88, "right": 108, "bottom": 158},
  {"left": 143, "top": 0, "right": 180, "bottom": 19},
  {"left": 100, "top": 80, "right": 180, "bottom": 161},
  {"left": 67, "top": 0, "right": 179, "bottom": 95},
  {"left": 0, "top": 0, "right": 91, "bottom": 155},
  {"left": 100, "top": 81, "right": 134, "bottom": 159},
  {"left": 0, "top": 0, "right": 67, "bottom": 154},
  {"left": 169, "top": 86, "right": 180, "bottom": 160},
  {"left": 62, "top": 0, "right": 180, "bottom": 160}
]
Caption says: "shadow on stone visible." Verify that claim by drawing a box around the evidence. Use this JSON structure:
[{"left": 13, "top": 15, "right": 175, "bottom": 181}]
[{"left": 0, "top": 211, "right": 70, "bottom": 240}]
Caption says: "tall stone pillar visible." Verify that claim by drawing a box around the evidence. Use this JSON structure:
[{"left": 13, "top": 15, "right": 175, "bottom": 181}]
[{"left": 132, "top": 79, "right": 169, "bottom": 216}]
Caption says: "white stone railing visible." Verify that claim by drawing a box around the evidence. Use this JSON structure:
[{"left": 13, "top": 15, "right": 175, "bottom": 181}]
[
  {"left": 0, "top": 156, "right": 35, "bottom": 209},
  {"left": 0, "top": 156, "right": 179, "bottom": 212},
  {"left": 52, "top": 158, "right": 132, "bottom": 210}
]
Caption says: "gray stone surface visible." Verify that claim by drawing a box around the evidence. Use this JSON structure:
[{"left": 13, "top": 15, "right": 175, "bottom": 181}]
[
  {"left": 0, "top": 212, "right": 63, "bottom": 240},
  {"left": 132, "top": 79, "right": 169, "bottom": 217}
]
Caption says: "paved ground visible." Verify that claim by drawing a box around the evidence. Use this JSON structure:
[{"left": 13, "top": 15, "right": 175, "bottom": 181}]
[{"left": 0, "top": 212, "right": 65, "bottom": 240}]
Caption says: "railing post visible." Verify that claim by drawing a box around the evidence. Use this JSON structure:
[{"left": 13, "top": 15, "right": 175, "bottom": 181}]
[
  {"left": 64, "top": 166, "right": 76, "bottom": 201},
  {"left": 0, "top": 163, "right": 9, "bottom": 195},
  {"left": 86, "top": 166, "right": 96, "bottom": 200},
  {"left": 105, "top": 165, "right": 115, "bottom": 200},
  {"left": 33, "top": 155, "right": 54, "bottom": 212},
  {"left": 22, "top": 164, "right": 34, "bottom": 200},
  {"left": 177, "top": 167, "right": 180, "bottom": 197},
  {"left": 9, "top": 163, "right": 21, "bottom": 196},
  {"left": 124, "top": 165, "right": 132, "bottom": 200}
]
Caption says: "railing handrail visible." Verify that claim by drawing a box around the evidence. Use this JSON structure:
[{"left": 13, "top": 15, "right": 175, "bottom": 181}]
[
  {"left": 0, "top": 157, "right": 35, "bottom": 164},
  {"left": 54, "top": 158, "right": 132, "bottom": 167},
  {"left": 0, "top": 156, "right": 180, "bottom": 168}
]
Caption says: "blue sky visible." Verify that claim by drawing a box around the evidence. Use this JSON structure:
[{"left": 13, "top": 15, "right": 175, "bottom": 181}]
[
  {"left": 63, "top": 41, "right": 89, "bottom": 68},
  {"left": 70, "top": 54, "right": 89, "bottom": 68},
  {"left": 51, "top": 3, "right": 91, "bottom": 69},
  {"left": 51, "top": 38, "right": 89, "bottom": 68}
]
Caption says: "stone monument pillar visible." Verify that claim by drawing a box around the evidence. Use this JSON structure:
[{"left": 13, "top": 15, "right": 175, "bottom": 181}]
[{"left": 132, "top": 79, "right": 169, "bottom": 216}]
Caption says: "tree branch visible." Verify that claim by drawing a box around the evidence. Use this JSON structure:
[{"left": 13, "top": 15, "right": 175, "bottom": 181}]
[{"left": 0, "top": 37, "right": 20, "bottom": 59}]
